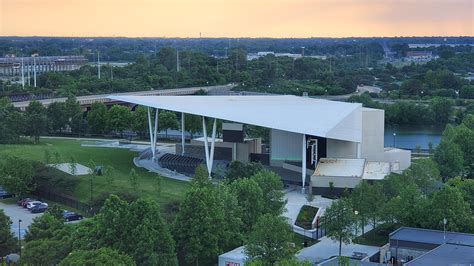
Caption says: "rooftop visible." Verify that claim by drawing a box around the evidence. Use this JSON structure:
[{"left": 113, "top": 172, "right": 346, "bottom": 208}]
[
  {"left": 390, "top": 227, "right": 474, "bottom": 246},
  {"left": 405, "top": 243, "right": 474, "bottom": 265},
  {"left": 313, "top": 158, "right": 365, "bottom": 177},
  {"left": 107, "top": 95, "right": 363, "bottom": 142}
]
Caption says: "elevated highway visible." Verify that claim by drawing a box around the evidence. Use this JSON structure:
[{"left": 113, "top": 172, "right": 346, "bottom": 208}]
[{"left": 13, "top": 84, "right": 235, "bottom": 111}]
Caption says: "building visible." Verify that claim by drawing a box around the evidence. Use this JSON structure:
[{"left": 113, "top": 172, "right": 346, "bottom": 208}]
[
  {"left": 0, "top": 55, "right": 88, "bottom": 78},
  {"left": 107, "top": 95, "right": 411, "bottom": 191},
  {"left": 404, "top": 51, "right": 436, "bottom": 62},
  {"left": 387, "top": 227, "right": 474, "bottom": 265},
  {"left": 247, "top": 51, "right": 327, "bottom": 61}
]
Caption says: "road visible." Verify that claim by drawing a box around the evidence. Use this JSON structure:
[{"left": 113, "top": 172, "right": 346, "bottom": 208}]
[{"left": 12, "top": 84, "right": 236, "bottom": 110}]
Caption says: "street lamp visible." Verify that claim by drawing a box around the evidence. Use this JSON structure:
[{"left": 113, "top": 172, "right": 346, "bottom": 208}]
[
  {"left": 354, "top": 210, "right": 359, "bottom": 236},
  {"left": 393, "top": 132, "right": 397, "bottom": 148},
  {"left": 18, "top": 219, "right": 22, "bottom": 256},
  {"left": 443, "top": 218, "right": 447, "bottom": 243}
]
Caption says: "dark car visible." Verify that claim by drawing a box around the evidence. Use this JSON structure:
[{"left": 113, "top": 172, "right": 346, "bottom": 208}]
[
  {"left": 0, "top": 186, "right": 13, "bottom": 199},
  {"left": 18, "top": 198, "right": 36, "bottom": 208},
  {"left": 30, "top": 203, "right": 48, "bottom": 213},
  {"left": 63, "top": 210, "right": 83, "bottom": 222}
]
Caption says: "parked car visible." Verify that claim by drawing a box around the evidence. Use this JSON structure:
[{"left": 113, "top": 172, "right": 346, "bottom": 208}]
[
  {"left": 26, "top": 201, "right": 48, "bottom": 210},
  {"left": 20, "top": 198, "right": 36, "bottom": 208},
  {"left": 63, "top": 210, "right": 83, "bottom": 222},
  {"left": 0, "top": 187, "right": 13, "bottom": 199},
  {"left": 30, "top": 203, "right": 48, "bottom": 213}
]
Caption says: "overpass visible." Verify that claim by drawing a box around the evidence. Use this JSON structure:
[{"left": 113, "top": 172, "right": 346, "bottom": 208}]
[{"left": 13, "top": 84, "right": 235, "bottom": 111}]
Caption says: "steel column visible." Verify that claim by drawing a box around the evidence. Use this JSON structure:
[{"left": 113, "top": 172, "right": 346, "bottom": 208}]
[
  {"left": 181, "top": 112, "right": 185, "bottom": 155},
  {"left": 302, "top": 134, "right": 307, "bottom": 193}
]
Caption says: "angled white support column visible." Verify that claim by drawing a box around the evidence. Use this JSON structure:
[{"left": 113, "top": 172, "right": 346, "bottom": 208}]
[
  {"left": 181, "top": 112, "right": 185, "bottom": 155},
  {"left": 147, "top": 107, "right": 155, "bottom": 158},
  {"left": 209, "top": 118, "right": 217, "bottom": 166},
  {"left": 202, "top": 117, "right": 211, "bottom": 177},
  {"left": 302, "top": 134, "right": 307, "bottom": 193},
  {"left": 153, "top": 108, "right": 159, "bottom": 158}
]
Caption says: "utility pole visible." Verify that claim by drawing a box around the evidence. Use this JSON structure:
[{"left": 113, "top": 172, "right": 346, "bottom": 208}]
[
  {"left": 176, "top": 49, "right": 180, "bottom": 72},
  {"left": 27, "top": 59, "right": 30, "bottom": 86},
  {"left": 33, "top": 55, "right": 37, "bottom": 87},
  {"left": 97, "top": 51, "right": 101, "bottom": 79},
  {"left": 21, "top": 57, "right": 25, "bottom": 89}
]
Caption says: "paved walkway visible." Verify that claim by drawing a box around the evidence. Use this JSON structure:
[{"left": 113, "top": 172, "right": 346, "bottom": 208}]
[
  {"left": 297, "top": 236, "right": 380, "bottom": 263},
  {"left": 283, "top": 188, "right": 333, "bottom": 234}
]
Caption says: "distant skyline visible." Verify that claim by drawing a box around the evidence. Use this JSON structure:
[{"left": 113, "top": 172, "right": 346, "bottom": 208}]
[{"left": 1, "top": 0, "right": 473, "bottom": 38}]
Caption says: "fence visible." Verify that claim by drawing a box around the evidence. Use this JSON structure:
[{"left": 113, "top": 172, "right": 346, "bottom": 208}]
[{"left": 33, "top": 189, "right": 95, "bottom": 216}]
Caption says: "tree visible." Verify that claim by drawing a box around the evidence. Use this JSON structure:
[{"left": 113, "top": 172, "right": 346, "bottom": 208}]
[
  {"left": 22, "top": 213, "right": 72, "bottom": 264},
  {"left": 447, "top": 177, "right": 474, "bottom": 211},
  {"left": 434, "top": 140, "right": 464, "bottom": 180},
  {"left": 59, "top": 248, "right": 135, "bottom": 266},
  {"left": 23, "top": 239, "right": 70, "bottom": 265},
  {"left": 131, "top": 106, "right": 148, "bottom": 136},
  {"left": 402, "top": 158, "right": 441, "bottom": 194},
  {"left": 46, "top": 101, "right": 68, "bottom": 132},
  {"left": 0, "top": 209, "right": 16, "bottom": 256},
  {"left": 350, "top": 181, "right": 386, "bottom": 235},
  {"left": 251, "top": 170, "right": 286, "bottom": 216},
  {"left": 24, "top": 213, "right": 64, "bottom": 242},
  {"left": 89, "top": 195, "right": 178, "bottom": 265},
  {"left": 184, "top": 114, "right": 202, "bottom": 139},
  {"left": 323, "top": 199, "right": 356, "bottom": 256},
  {"left": 43, "top": 149, "right": 52, "bottom": 165},
  {"left": 64, "top": 95, "right": 82, "bottom": 128},
  {"left": 104, "top": 165, "right": 115, "bottom": 185},
  {"left": 159, "top": 110, "right": 179, "bottom": 138},
  {"left": 25, "top": 100, "right": 48, "bottom": 142},
  {"left": 106, "top": 105, "right": 132, "bottom": 136},
  {"left": 0, "top": 156, "right": 35, "bottom": 197},
  {"left": 423, "top": 186, "right": 474, "bottom": 232},
  {"left": 430, "top": 97, "right": 454, "bottom": 124},
  {"left": 174, "top": 183, "right": 240, "bottom": 265},
  {"left": 0, "top": 98, "right": 25, "bottom": 144},
  {"left": 69, "top": 156, "right": 77, "bottom": 176},
  {"left": 244, "top": 214, "right": 294, "bottom": 265},
  {"left": 87, "top": 102, "right": 108, "bottom": 134},
  {"left": 451, "top": 124, "right": 474, "bottom": 176},
  {"left": 229, "top": 177, "right": 264, "bottom": 232},
  {"left": 129, "top": 168, "right": 139, "bottom": 190},
  {"left": 225, "top": 161, "right": 264, "bottom": 182},
  {"left": 384, "top": 185, "right": 429, "bottom": 227}
]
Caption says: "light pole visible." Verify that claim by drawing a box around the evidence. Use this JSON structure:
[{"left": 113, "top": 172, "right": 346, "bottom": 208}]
[
  {"left": 354, "top": 210, "right": 359, "bottom": 236},
  {"left": 18, "top": 219, "right": 22, "bottom": 256},
  {"left": 443, "top": 218, "right": 447, "bottom": 243},
  {"left": 393, "top": 132, "right": 396, "bottom": 148}
]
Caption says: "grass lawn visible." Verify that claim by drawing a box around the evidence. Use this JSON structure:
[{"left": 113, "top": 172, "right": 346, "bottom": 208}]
[
  {"left": 292, "top": 232, "right": 319, "bottom": 250},
  {"left": 0, "top": 138, "right": 189, "bottom": 208},
  {"left": 352, "top": 223, "right": 400, "bottom": 247}
]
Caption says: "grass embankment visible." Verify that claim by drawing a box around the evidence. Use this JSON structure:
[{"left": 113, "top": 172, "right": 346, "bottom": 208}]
[
  {"left": 352, "top": 223, "right": 400, "bottom": 247},
  {"left": 0, "top": 138, "right": 189, "bottom": 208}
]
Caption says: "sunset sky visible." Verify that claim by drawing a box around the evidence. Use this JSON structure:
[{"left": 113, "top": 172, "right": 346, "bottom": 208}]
[{"left": 1, "top": 0, "right": 473, "bottom": 37}]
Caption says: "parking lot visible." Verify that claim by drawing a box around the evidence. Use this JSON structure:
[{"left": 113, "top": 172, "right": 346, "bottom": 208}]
[{"left": 0, "top": 200, "right": 43, "bottom": 238}]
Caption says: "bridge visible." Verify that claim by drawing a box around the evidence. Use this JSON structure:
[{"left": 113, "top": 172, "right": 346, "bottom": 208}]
[{"left": 13, "top": 84, "right": 235, "bottom": 111}]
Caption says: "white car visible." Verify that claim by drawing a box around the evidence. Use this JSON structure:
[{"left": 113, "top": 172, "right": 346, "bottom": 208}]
[{"left": 26, "top": 201, "right": 48, "bottom": 210}]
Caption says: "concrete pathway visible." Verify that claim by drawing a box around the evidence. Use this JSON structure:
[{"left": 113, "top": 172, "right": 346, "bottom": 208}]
[
  {"left": 297, "top": 236, "right": 380, "bottom": 263},
  {"left": 283, "top": 188, "right": 333, "bottom": 229}
]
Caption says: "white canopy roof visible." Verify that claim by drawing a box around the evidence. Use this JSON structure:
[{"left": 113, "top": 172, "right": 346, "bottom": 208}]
[{"left": 107, "top": 95, "right": 362, "bottom": 142}]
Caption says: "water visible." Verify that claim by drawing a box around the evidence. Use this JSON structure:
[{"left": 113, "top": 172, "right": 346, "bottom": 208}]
[{"left": 384, "top": 125, "right": 444, "bottom": 150}]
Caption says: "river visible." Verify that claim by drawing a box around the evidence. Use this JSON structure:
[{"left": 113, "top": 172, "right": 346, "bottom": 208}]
[{"left": 384, "top": 125, "right": 445, "bottom": 150}]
